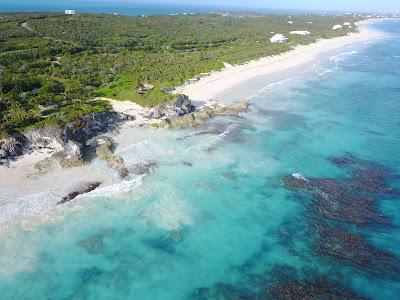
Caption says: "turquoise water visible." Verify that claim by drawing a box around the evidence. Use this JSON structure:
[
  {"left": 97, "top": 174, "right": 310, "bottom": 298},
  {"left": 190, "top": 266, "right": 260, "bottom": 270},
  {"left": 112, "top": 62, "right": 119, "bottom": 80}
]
[{"left": 1, "top": 20, "right": 400, "bottom": 299}]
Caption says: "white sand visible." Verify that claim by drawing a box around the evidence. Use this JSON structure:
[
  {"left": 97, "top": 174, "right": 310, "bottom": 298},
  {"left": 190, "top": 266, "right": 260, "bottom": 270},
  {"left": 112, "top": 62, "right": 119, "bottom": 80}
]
[
  {"left": 0, "top": 20, "right": 384, "bottom": 183},
  {"left": 93, "top": 97, "right": 151, "bottom": 127},
  {"left": 175, "top": 22, "right": 383, "bottom": 102},
  {"left": 0, "top": 151, "right": 50, "bottom": 187}
]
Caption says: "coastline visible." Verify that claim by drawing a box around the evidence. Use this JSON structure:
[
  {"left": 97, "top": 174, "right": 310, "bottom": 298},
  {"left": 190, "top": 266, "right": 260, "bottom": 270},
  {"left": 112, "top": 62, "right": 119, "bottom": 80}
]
[
  {"left": 175, "top": 20, "right": 384, "bottom": 102},
  {"left": 0, "top": 20, "right": 385, "bottom": 182},
  {"left": 0, "top": 19, "right": 386, "bottom": 220}
]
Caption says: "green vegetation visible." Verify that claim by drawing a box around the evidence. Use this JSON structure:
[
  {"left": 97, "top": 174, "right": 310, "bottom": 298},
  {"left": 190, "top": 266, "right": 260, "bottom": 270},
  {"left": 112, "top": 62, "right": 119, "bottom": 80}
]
[{"left": 0, "top": 12, "right": 361, "bottom": 135}]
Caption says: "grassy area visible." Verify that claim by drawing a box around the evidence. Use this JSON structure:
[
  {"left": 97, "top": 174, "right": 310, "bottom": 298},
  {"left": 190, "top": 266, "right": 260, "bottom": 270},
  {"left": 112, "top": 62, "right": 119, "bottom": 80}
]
[{"left": 0, "top": 12, "right": 362, "bottom": 135}]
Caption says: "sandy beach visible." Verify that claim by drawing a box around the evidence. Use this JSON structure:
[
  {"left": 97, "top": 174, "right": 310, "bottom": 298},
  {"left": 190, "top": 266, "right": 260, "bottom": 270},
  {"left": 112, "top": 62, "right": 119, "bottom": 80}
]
[
  {"left": 175, "top": 21, "right": 383, "bottom": 102},
  {"left": 0, "top": 19, "right": 385, "bottom": 183}
]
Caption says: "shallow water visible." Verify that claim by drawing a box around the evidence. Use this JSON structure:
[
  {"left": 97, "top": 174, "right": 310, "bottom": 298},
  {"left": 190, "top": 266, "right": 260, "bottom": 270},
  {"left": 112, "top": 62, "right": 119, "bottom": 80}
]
[{"left": 1, "top": 20, "right": 400, "bottom": 299}]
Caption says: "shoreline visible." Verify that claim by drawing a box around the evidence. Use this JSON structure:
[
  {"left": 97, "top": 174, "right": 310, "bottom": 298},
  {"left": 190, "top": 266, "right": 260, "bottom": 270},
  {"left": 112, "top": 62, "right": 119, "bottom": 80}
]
[
  {"left": 174, "top": 20, "right": 384, "bottom": 102},
  {"left": 0, "top": 20, "right": 385, "bottom": 182},
  {"left": 0, "top": 19, "right": 387, "bottom": 194}
]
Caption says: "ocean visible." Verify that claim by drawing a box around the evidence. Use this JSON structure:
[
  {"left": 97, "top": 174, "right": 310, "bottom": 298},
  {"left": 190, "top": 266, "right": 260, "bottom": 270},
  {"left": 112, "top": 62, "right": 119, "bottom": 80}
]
[
  {"left": 0, "top": 18, "right": 400, "bottom": 299},
  {"left": 0, "top": 0, "right": 335, "bottom": 16}
]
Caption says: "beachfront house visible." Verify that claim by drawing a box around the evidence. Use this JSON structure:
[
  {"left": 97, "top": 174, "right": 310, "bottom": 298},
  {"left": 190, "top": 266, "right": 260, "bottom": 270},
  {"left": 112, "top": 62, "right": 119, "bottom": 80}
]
[
  {"left": 290, "top": 31, "right": 311, "bottom": 36},
  {"left": 65, "top": 10, "right": 76, "bottom": 15},
  {"left": 270, "top": 34, "right": 288, "bottom": 43},
  {"left": 332, "top": 24, "right": 343, "bottom": 30}
]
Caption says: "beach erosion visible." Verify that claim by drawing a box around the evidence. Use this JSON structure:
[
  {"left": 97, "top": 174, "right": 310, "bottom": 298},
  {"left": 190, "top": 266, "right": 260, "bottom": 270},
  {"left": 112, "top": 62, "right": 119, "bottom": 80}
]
[{"left": 0, "top": 18, "right": 386, "bottom": 227}]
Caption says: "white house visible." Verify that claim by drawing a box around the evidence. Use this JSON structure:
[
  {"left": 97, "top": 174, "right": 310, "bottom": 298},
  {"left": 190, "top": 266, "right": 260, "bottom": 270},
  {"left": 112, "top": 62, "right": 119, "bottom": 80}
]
[
  {"left": 290, "top": 30, "right": 311, "bottom": 36},
  {"left": 65, "top": 10, "right": 76, "bottom": 15},
  {"left": 343, "top": 22, "right": 352, "bottom": 26},
  {"left": 332, "top": 24, "right": 343, "bottom": 30},
  {"left": 270, "top": 34, "right": 288, "bottom": 43},
  {"left": 307, "top": 21, "right": 313, "bottom": 24},
  {"left": 287, "top": 21, "right": 293, "bottom": 24}
]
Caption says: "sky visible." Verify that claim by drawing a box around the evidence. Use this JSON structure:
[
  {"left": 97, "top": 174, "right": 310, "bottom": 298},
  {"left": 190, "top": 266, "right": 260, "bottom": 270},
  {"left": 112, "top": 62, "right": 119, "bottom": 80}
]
[{"left": 144, "top": 0, "right": 400, "bottom": 13}]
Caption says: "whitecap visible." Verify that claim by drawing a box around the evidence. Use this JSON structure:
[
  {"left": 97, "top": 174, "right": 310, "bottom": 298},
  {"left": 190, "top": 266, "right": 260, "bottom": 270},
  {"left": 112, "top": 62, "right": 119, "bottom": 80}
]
[
  {"left": 318, "top": 69, "right": 333, "bottom": 76},
  {"left": 219, "top": 123, "right": 240, "bottom": 137},
  {"left": 292, "top": 173, "right": 308, "bottom": 181},
  {"left": 329, "top": 50, "right": 358, "bottom": 65},
  {"left": 84, "top": 174, "right": 146, "bottom": 198}
]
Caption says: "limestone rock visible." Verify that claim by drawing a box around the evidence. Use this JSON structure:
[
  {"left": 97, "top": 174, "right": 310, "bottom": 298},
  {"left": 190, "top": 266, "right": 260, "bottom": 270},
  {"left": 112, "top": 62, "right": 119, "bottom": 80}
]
[
  {"left": 156, "top": 100, "right": 249, "bottom": 129},
  {"left": 107, "top": 156, "right": 129, "bottom": 178},
  {"left": 0, "top": 135, "right": 25, "bottom": 160},
  {"left": 148, "top": 95, "right": 195, "bottom": 119}
]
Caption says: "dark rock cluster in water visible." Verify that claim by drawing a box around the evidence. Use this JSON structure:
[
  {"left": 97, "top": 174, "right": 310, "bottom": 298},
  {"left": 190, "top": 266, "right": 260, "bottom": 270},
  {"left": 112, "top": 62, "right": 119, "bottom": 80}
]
[
  {"left": 190, "top": 266, "right": 365, "bottom": 300},
  {"left": 264, "top": 278, "right": 366, "bottom": 300},
  {"left": 283, "top": 154, "right": 400, "bottom": 280},
  {"left": 58, "top": 181, "right": 102, "bottom": 205},
  {"left": 284, "top": 176, "right": 391, "bottom": 227},
  {"left": 314, "top": 225, "right": 400, "bottom": 279},
  {"left": 284, "top": 154, "right": 398, "bottom": 227},
  {"left": 78, "top": 228, "right": 113, "bottom": 254}
]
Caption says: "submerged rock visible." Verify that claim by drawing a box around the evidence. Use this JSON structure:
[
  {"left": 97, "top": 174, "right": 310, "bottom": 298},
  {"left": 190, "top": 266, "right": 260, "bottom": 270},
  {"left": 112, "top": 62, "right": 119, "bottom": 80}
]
[
  {"left": 191, "top": 275, "right": 364, "bottom": 300},
  {"left": 58, "top": 181, "right": 102, "bottom": 205},
  {"left": 182, "top": 160, "right": 193, "bottom": 167},
  {"left": 78, "top": 228, "right": 113, "bottom": 254},
  {"left": 283, "top": 156, "right": 396, "bottom": 228},
  {"left": 131, "top": 161, "right": 156, "bottom": 175},
  {"left": 314, "top": 225, "right": 400, "bottom": 279},
  {"left": 264, "top": 278, "right": 366, "bottom": 300}
]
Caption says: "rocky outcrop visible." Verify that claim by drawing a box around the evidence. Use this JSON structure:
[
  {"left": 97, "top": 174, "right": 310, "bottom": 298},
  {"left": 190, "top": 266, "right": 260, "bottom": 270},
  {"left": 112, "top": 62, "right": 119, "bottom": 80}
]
[
  {"left": 147, "top": 95, "right": 195, "bottom": 119},
  {"left": 0, "top": 134, "right": 25, "bottom": 165},
  {"left": 92, "top": 135, "right": 129, "bottom": 178},
  {"left": 58, "top": 181, "right": 102, "bottom": 205},
  {"left": 24, "top": 127, "right": 63, "bottom": 151},
  {"left": 107, "top": 156, "right": 129, "bottom": 178},
  {"left": 94, "top": 136, "right": 114, "bottom": 161},
  {"left": 34, "top": 140, "right": 86, "bottom": 172},
  {"left": 2, "top": 111, "right": 132, "bottom": 170},
  {"left": 155, "top": 100, "right": 249, "bottom": 129},
  {"left": 131, "top": 161, "right": 156, "bottom": 175}
]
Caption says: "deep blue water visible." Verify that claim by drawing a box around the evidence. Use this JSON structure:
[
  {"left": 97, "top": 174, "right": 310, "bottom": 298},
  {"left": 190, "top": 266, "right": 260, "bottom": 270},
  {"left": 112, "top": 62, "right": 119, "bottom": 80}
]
[
  {"left": 0, "top": 19, "right": 400, "bottom": 300},
  {"left": 0, "top": 0, "right": 335, "bottom": 16}
]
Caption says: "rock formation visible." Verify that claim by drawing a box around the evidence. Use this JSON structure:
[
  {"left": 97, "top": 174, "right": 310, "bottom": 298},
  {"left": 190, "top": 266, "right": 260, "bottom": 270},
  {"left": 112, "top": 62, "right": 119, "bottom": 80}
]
[
  {"left": 147, "top": 95, "right": 196, "bottom": 119},
  {"left": 155, "top": 100, "right": 250, "bottom": 129},
  {"left": 92, "top": 135, "right": 129, "bottom": 178},
  {"left": 58, "top": 181, "right": 102, "bottom": 205}
]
